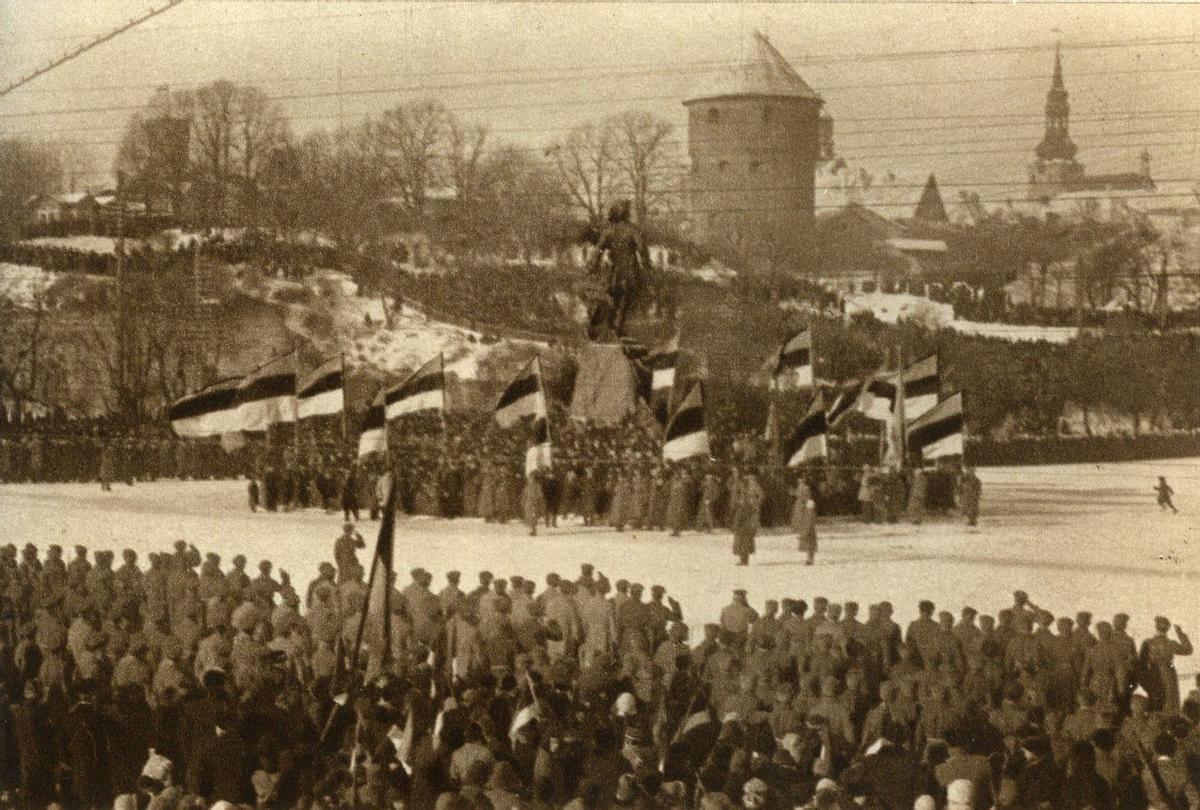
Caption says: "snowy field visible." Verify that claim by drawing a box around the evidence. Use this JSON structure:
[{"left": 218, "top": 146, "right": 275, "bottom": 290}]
[{"left": 3, "top": 458, "right": 1199, "bottom": 674}]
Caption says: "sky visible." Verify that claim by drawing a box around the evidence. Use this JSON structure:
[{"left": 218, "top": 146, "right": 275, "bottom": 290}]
[{"left": 1, "top": 1, "right": 1198, "bottom": 206}]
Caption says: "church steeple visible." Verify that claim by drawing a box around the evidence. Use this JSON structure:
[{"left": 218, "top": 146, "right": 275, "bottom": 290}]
[{"left": 1035, "top": 42, "right": 1078, "bottom": 162}]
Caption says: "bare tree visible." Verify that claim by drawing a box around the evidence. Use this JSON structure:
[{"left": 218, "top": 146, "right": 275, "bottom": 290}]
[
  {"left": 607, "top": 110, "right": 676, "bottom": 226},
  {"left": 446, "top": 118, "right": 490, "bottom": 202},
  {"left": 369, "top": 99, "right": 451, "bottom": 229},
  {"left": 547, "top": 120, "right": 616, "bottom": 226},
  {"left": 0, "top": 138, "right": 63, "bottom": 239},
  {"left": 488, "top": 146, "right": 568, "bottom": 268}
]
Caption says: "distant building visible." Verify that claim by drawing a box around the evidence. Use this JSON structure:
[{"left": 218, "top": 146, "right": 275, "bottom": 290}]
[
  {"left": 683, "top": 31, "right": 826, "bottom": 259},
  {"left": 1027, "top": 44, "right": 1155, "bottom": 201}
]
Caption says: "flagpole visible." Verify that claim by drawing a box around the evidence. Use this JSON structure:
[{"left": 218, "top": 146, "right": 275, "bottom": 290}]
[{"left": 340, "top": 353, "right": 348, "bottom": 443}]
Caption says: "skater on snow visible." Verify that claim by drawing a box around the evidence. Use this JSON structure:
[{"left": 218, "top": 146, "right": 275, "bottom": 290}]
[{"left": 1156, "top": 476, "right": 1178, "bottom": 513}]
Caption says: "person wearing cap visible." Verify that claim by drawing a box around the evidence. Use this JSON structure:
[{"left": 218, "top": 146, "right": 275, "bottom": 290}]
[
  {"left": 645, "top": 585, "right": 682, "bottom": 651},
  {"left": 792, "top": 476, "right": 818, "bottom": 566},
  {"left": 67, "top": 544, "right": 91, "bottom": 584},
  {"left": 665, "top": 465, "right": 693, "bottom": 537},
  {"left": 719, "top": 589, "right": 758, "bottom": 644},
  {"left": 304, "top": 562, "right": 337, "bottom": 609},
  {"left": 333, "top": 522, "right": 365, "bottom": 584},
  {"left": 1139, "top": 616, "right": 1193, "bottom": 712},
  {"left": 730, "top": 470, "right": 764, "bottom": 566},
  {"left": 935, "top": 728, "right": 994, "bottom": 809},
  {"left": 956, "top": 465, "right": 982, "bottom": 526},
  {"left": 696, "top": 467, "right": 722, "bottom": 533},
  {"left": 247, "top": 560, "right": 279, "bottom": 607},
  {"left": 521, "top": 468, "right": 547, "bottom": 537},
  {"left": 439, "top": 570, "right": 464, "bottom": 617}
]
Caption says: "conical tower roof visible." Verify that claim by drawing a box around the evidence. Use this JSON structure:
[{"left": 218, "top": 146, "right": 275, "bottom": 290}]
[
  {"left": 685, "top": 31, "right": 821, "bottom": 104},
  {"left": 913, "top": 174, "right": 949, "bottom": 222}
]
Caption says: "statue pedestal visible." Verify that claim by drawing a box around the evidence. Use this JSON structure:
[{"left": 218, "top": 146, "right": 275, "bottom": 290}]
[{"left": 569, "top": 343, "right": 639, "bottom": 426}]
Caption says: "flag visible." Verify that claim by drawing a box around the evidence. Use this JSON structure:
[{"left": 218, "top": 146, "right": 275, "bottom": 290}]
[
  {"left": 296, "top": 356, "right": 345, "bottom": 419},
  {"left": 902, "top": 354, "right": 939, "bottom": 421},
  {"left": 784, "top": 394, "right": 828, "bottom": 466},
  {"left": 495, "top": 358, "right": 545, "bottom": 428},
  {"left": 351, "top": 477, "right": 398, "bottom": 674},
  {"left": 385, "top": 354, "right": 445, "bottom": 419},
  {"left": 771, "top": 329, "right": 813, "bottom": 389},
  {"left": 855, "top": 372, "right": 899, "bottom": 422},
  {"left": 525, "top": 402, "right": 552, "bottom": 475},
  {"left": 825, "top": 381, "right": 863, "bottom": 427},
  {"left": 169, "top": 377, "right": 242, "bottom": 437},
  {"left": 236, "top": 353, "right": 297, "bottom": 432},
  {"left": 357, "top": 388, "right": 387, "bottom": 458},
  {"left": 906, "top": 392, "right": 965, "bottom": 459},
  {"left": 662, "top": 382, "right": 709, "bottom": 461},
  {"left": 644, "top": 334, "right": 679, "bottom": 424}
]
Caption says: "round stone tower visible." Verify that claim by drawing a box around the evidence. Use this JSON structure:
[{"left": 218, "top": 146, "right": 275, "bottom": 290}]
[{"left": 684, "top": 31, "right": 824, "bottom": 260}]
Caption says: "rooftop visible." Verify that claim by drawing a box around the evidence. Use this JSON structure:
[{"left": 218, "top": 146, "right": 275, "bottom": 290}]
[{"left": 684, "top": 31, "right": 821, "bottom": 104}]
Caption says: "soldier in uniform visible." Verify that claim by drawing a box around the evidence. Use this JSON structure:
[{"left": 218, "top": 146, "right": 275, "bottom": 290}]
[
  {"left": 521, "top": 470, "right": 547, "bottom": 537},
  {"left": 697, "top": 467, "right": 721, "bottom": 533},
  {"left": 1139, "top": 616, "right": 1193, "bottom": 713},
  {"left": 333, "top": 522, "right": 365, "bottom": 583},
  {"left": 730, "top": 471, "right": 764, "bottom": 567},
  {"left": 792, "top": 476, "right": 818, "bottom": 566},
  {"left": 956, "top": 466, "right": 982, "bottom": 526},
  {"left": 907, "top": 467, "right": 928, "bottom": 524}
]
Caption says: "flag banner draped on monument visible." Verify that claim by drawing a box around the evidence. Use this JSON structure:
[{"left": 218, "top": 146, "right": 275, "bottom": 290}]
[
  {"left": 855, "top": 372, "right": 899, "bottom": 422},
  {"left": 771, "top": 329, "right": 813, "bottom": 389},
  {"left": 902, "top": 355, "right": 940, "bottom": 422},
  {"left": 385, "top": 354, "right": 445, "bottom": 419},
  {"left": 784, "top": 395, "right": 828, "bottom": 466},
  {"left": 906, "top": 392, "right": 965, "bottom": 459},
  {"left": 357, "top": 388, "right": 388, "bottom": 458},
  {"left": 236, "top": 353, "right": 298, "bottom": 432},
  {"left": 169, "top": 377, "right": 242, "bottom": 437},
  {"left": 296, "top": 356, "right": 345, "bottom": 420},
  {"left": 663, "top": 382, "right": 709, "bottom": 461},
  {"left": 569, "top": 344, "right": 640, "bottom": 425},
  {"left": 495, "top": 358, "right": 545, "bottom": 428}
]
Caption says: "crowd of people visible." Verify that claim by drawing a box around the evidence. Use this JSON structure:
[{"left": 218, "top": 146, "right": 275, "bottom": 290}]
[
  {"left": 1, "top": 532, "right": 1196, "bottom": 809},
  {"left": 0, "top": 419, "right": 244, "bottom": 485}
]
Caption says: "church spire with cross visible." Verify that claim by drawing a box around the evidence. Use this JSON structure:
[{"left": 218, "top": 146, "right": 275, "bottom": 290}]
[{"left": 1035, "top": 42, "right": 1078, "bottom": 163}]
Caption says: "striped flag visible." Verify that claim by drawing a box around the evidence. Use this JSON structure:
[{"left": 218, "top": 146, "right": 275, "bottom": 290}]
[
  {"left": 525, "top": 411, "right": 552, "bottom": 475},
  {"left": 495, "top": 357, "right": 545, "bottom": 428},
  {"left": 825, "top": 381, "right": 863, "bottom": 427},
  {"left": 784, "top": 394, "right": 828, "bottom": 466},
  {"left": 662, "top": 382, "right": 709, "bottom": 462},
  {"left": 905, "top": 392, "right": 965, "bottom": 459},
  {"left": 644, "top": 334, "right": 679, "bottom": 424},
  {"left": 169, "top": 377, "right": 242, "bottom": 437},
  {"left": 902, "top": 355, "right": 939, "bottom": 421},
  {"left": 357, "top": 387, "right": 388, "bottom": 458},
  {"left": 855, "top": 372, "right": 899, "bottom": 422},
  {"left": 236, "top": 352, "right": 298, "bottom": 432},
  {"left": 385, "top": 354, "right": 445, "bottom": 419},
  {"left": 351, "top": 477, "right": 397, "bottom": 674},
  {"left": 296, "top": 356, "right": 345, "bottom": 420},
  {"left": 771, "top": 329, "right": 813, "bottom": 389}
]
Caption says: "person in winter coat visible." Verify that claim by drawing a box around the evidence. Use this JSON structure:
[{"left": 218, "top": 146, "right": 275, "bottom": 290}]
[
  {"left": 665, "top": 467, "right": 692, "bottom": 537},
  {"left": 522, "top": 471, "right": 547, "bottom": 537},
  {"left": 792, "top": 478, "right": 818, "bottom": 566},
  {"left": 730, "top": 473, "right": 764, "bottom": 566}
]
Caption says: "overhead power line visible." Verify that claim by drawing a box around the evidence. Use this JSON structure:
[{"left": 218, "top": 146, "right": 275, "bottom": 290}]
[{"left": 0, "top": 0, "right": 187, "bottom": 98}]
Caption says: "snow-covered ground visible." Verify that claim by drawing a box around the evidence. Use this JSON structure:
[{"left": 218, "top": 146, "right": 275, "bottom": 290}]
[
  {"left": 843, "top": 292, "right": 1082, "bottom": 344},
  {"left": 262, "top": 269, "right": 543, "bottom": 380},
  {"left": 3, "top": 458, "right": 1198, "bottom": 677},
  {"left": 21, "top": 235, "right": 125, "bottom": 254},
  {"left": 0, "top": 263, "right": 56, "bottom": 308}
]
